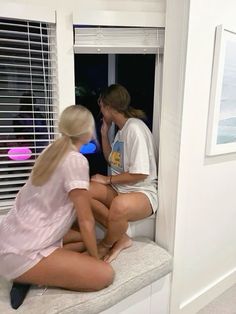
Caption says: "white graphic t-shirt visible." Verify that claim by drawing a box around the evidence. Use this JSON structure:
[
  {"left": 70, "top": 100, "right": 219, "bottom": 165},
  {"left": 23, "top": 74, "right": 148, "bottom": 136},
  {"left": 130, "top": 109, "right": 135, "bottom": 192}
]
[{"left": 109, "top": 118, "right": 158, "bottom": 212}]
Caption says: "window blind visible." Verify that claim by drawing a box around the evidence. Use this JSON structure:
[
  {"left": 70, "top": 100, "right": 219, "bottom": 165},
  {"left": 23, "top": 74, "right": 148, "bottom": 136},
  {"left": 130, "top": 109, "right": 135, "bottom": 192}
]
[
  {"left": 74, "top": 27, "right": 165, "bottom": 54},
  {"left": 0, "top": 18, "right": 58, "bottom": 214}
]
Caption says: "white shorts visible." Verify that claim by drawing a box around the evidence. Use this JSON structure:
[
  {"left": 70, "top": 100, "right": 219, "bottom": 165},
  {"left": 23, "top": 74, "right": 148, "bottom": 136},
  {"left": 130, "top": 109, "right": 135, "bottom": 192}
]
[{"left": 141, "top": 190, "right": 158, "bottom": 214}]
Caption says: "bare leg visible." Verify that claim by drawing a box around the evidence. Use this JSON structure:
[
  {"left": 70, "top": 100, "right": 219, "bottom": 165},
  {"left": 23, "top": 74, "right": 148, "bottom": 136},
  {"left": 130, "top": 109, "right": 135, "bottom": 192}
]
[
  {"left": 63, "top": 242, "right": 86, "bottom": 252},
  {"left": 90, "top": 182, "right": 118, "bottom": 258},
  {"left": 104, "top": 215, "right": 129, "bottom": 245},
  {"left": 104, "top": 234, "right": 132, "bottom": 263},
  {"left": 91, "top": 199, "right": 110, "bottom": 227},
  {"left": 103, "top": 193, "right": 152, "bottom": 262},
  {"left": 90, "top": 182, "right": 117, "bottom": 226},
  {"left": 63, "top": 228, "right": 82, "bottom": 244},
  {"left": 15, "top": 248, "right": 114, "bottom": 292},
  {"left": 63, "top": 229, "right": 85, "bottom": 252},
  {"left": 90, "top": 200, "right": 131, "bottom": 260},
  {"left": 90, "top": 183, "right": 152, "bottom": 262},
  {"left": 89, "top": 199, "right": 113, "bottom": 258}
]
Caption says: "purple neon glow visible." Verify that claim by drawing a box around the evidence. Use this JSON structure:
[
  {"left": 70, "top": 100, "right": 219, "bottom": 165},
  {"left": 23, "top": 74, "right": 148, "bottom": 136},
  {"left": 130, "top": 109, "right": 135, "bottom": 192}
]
[{"left": 8, "top": 147, "right": 32, "bottom": 161}]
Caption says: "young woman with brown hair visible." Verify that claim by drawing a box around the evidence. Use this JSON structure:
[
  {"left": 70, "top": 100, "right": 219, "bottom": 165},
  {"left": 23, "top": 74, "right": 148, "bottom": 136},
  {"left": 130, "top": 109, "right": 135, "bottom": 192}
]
[{"left": 90, "top": 84, "right": 158, "bottom": 262}]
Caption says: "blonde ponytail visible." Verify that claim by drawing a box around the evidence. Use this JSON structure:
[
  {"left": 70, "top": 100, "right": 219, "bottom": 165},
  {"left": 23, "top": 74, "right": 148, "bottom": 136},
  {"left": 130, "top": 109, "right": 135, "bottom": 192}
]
[
  {"left": 31, "top": 105, "right": 95, "bottom": 186},
  {"left": 31, "top": 136, "right": 73, "bottom": 186}
]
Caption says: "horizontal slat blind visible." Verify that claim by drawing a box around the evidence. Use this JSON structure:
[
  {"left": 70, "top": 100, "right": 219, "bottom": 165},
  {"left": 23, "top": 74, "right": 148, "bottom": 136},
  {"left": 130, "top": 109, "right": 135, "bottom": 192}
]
[
  {"left": 0, "top": 18, "right": 58, "bottom": 214},
  {"left": 74, "top": 27, "right": 165, "bottom": 54}
]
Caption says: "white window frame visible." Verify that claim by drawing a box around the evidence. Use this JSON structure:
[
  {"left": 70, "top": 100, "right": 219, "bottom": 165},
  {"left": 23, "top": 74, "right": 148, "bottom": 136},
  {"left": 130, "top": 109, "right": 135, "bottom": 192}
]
[{"left": 74, "top": 27, "right": 164, "bottom": 55}]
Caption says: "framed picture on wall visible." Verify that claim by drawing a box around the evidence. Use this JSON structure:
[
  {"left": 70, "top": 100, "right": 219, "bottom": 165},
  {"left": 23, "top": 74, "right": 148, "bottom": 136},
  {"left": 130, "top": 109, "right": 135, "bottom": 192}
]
[{"left": 206, "top": 25, "right": 236, "bottom": 156}]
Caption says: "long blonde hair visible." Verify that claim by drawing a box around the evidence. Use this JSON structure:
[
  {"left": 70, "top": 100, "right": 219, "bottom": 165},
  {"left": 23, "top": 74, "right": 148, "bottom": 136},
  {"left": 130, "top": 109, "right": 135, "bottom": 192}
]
[
  {"left": 99, "top": 84, "right": 146, "bottom": 119},
  {"left": 31, "top": 105, "right": 95, "bottom": 186}
]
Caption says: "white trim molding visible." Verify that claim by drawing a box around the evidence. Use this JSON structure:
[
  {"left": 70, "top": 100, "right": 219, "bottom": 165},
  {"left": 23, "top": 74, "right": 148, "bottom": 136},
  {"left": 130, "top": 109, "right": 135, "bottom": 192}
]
[
  {"left": 74, "top": 10, "right": 165, "bottom": 28},
  {"left": 0, "top": 2, "right": 55, "bottom": 23},
  {"left": 179, "top": 267, "right": 236, "bottom": 314},
  {"left": 73, "top": 0, "right": 166, "bottom": 28},
  {"left": 74, "top": 27, "right": 165, "bottom": 54}
]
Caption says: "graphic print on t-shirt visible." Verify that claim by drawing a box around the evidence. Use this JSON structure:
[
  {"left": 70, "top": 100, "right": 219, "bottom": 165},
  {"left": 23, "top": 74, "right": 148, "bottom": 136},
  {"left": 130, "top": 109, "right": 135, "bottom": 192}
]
[{"left": 110, "top": 141, "right": 124, "bottom": 172}]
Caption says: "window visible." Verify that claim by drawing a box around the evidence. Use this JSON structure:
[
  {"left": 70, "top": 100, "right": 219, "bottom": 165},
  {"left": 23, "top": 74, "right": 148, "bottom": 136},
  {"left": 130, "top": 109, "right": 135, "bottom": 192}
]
[
  {"left": 116, "top": 54, "right": 156, "bottom": 130},
  {"left": 74, "top": 26, "right": 163, "bottom": 175},
  {"left": 75, "top": 54, "right": 108, "bottom": 176},
  {"left": 0, "top": 18, "right": 58, "bottom": 214}
]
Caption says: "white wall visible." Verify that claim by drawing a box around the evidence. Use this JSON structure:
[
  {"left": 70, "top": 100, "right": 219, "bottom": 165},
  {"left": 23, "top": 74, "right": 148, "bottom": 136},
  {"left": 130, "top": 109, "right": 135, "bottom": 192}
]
[
  {"left": 1, "top": 0, "right": 166, "bottom": 27},
  {"left": 160, "top": 0, "right": 236, "bottom": 313},
  {"left": 72, "top": 0, "right": 166, "bottom": 27}
]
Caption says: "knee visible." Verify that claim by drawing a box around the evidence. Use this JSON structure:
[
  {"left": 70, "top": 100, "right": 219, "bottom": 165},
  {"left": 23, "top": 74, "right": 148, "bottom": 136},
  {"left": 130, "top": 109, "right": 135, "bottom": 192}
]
[
  {"left": 102, "top": 264, "right": 115, "bottom": 288},
  {"left": 94, "top": 263, "right": 114, "bottom": 290},
  {"left": 89, "top": 182, "right": 100, "bottom": 199},
  {"left": 109, "top": 198, "right": 127, "bottom": 221}
]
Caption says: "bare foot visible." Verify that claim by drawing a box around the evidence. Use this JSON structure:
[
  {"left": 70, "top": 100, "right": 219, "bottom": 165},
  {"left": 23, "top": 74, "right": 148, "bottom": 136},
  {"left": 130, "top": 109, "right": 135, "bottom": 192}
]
[{"left": 104, "top": 234, "right": 133, "bottom": 263}]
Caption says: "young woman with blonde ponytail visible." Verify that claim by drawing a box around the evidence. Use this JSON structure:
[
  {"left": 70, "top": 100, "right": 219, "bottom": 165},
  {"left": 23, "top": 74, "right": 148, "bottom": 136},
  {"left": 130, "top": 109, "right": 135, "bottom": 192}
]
[
  {"left": 0, "top": 105, "right": 114, "bottom": 309},
  {"left": 90, "top": 84, "right": 158, "bottom": 263}
]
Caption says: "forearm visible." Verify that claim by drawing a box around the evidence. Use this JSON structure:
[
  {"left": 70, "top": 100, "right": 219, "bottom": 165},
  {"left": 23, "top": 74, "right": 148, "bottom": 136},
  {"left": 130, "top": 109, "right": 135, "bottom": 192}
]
[
  {"left": 101, "top": 134, "right": 111, "bottom": 162},
  {"left": 91, "top": 172, "right": 148, "bottom": 185},
  {"left": 79, "top": 220, "right": 98, "bottom": 259},
  {"left": 110, "top": 172, "right": 147, "bottom": 185},
  {"left": 69, "top": 189, "right": 99, "bottom": 259}
]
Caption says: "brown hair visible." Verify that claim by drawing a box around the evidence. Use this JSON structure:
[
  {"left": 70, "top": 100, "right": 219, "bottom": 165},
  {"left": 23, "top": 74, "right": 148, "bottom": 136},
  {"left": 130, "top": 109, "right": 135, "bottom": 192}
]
[{"left": 99, "top": 84, "right": 146, "bottom": 119}]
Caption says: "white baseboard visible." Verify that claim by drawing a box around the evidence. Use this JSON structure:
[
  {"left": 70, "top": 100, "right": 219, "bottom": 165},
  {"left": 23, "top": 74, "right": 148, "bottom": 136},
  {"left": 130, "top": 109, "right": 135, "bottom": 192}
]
[{"left": 179, "top": 267, "right": 236, "bottom": 314}]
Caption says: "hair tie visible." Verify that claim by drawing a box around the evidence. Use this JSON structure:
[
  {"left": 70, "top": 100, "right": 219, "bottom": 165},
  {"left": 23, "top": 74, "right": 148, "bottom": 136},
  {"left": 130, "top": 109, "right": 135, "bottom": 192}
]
[{"left": 61, "top": 132, "right": 70, "bottom": 138}]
